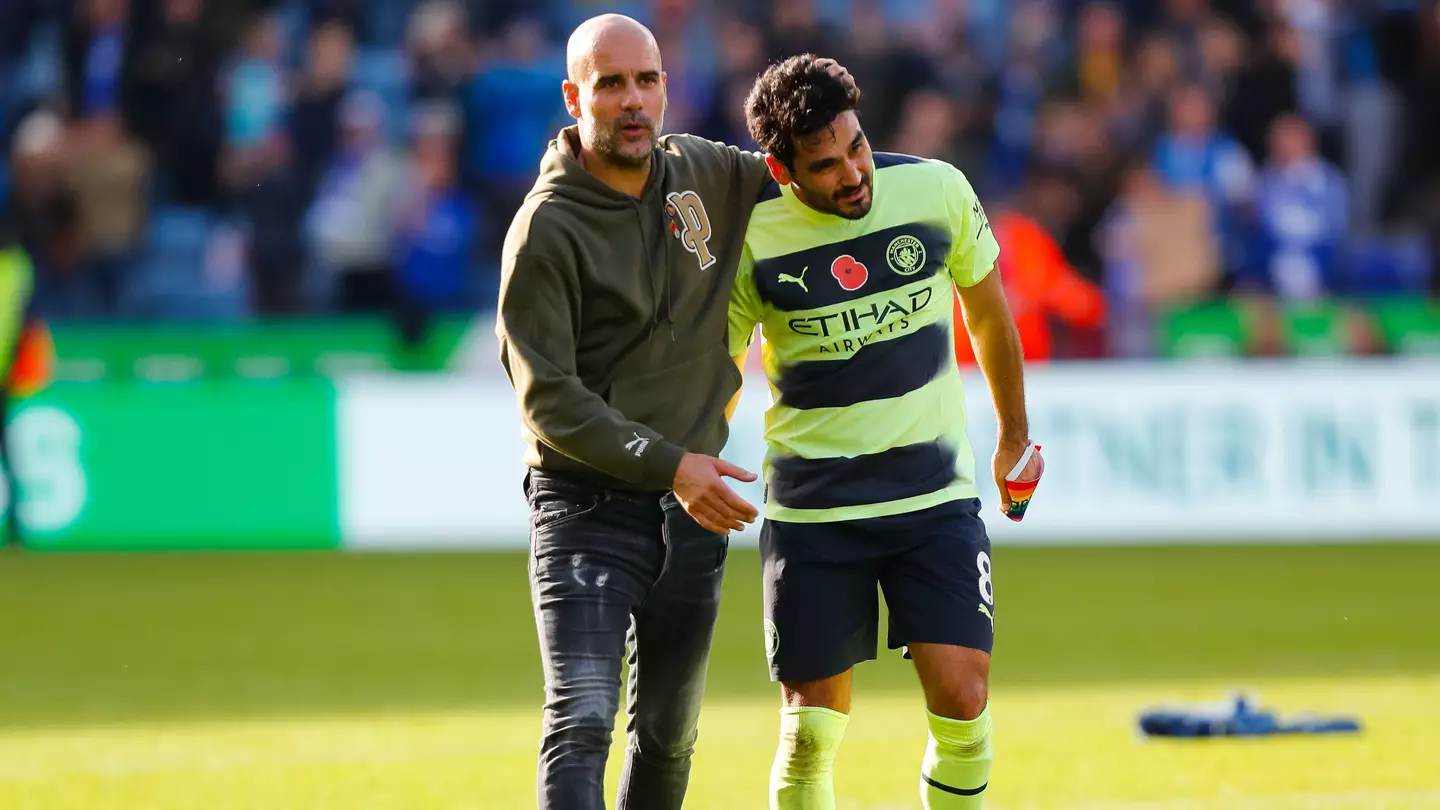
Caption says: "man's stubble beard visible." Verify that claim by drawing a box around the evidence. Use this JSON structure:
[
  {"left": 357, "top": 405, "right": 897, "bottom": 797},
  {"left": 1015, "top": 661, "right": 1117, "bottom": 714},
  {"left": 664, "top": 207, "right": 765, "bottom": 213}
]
[{"left": 585, "top": 112, "right": 664, "bottom": 170}]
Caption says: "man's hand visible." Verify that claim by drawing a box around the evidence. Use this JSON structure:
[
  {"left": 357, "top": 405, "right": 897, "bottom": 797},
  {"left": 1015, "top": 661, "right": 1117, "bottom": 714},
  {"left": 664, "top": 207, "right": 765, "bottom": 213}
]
[
  {"left": 673, "top": 453, "right": 759, "bottom": 535},
  {"left": 814, "top": 57, "right": 859, "bottom": 99},
  {"left": 992, "top": 438, "right": 1039, "bottom": 514}
]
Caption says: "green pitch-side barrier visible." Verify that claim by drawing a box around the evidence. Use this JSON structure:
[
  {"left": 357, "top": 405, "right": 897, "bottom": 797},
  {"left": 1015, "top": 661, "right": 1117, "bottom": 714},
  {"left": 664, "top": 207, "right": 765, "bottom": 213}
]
[
  {"left": 1161, "top": 299, "right": 1440, "bottom": 359},
  {"left": 49, "top": 317, "right": 476, "bottom": 384}
]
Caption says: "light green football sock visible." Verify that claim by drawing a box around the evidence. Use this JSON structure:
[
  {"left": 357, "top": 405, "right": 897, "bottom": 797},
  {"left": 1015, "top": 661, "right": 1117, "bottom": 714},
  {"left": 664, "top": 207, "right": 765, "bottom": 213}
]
[
  {"left": 920, "top": 705, "right": 993, "bottom": 809},
  {"left": 770, "top": 705, "right": 850, "bottom": 810}
]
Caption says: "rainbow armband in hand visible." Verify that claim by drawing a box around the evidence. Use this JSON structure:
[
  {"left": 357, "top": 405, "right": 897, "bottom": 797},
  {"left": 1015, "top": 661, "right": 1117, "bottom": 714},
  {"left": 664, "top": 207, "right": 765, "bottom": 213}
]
[{"left": 1004, "top": 441, "right": 1044, "bottom": 522}]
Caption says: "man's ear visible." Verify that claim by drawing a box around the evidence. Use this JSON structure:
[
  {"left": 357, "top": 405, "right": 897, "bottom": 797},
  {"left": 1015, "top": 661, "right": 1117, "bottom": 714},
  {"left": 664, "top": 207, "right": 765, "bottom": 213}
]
[
  {"left": 562, "top": 80, "right": 581, "bottom": 120},
  {"left": 765, "top": 154, "right": 792, "bottom": 185}
]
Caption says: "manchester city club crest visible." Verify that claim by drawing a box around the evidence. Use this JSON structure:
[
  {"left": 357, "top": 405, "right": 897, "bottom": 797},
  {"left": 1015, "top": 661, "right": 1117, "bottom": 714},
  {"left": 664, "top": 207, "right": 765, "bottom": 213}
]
[{"left": 886, "top": 234, "right": 926, "bottom": 276}]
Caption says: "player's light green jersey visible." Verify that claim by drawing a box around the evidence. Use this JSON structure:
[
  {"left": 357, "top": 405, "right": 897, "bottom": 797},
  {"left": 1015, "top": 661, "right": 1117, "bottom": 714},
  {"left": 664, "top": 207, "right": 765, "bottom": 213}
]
[{"left": 727, "top": 153, "right": 1000, "bottom": 523}]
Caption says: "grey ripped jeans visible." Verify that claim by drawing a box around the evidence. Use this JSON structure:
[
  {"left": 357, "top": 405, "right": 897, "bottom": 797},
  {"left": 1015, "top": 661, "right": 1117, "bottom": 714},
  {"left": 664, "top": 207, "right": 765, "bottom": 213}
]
[{"left": 524, "top": 469, "right": 729, "bottom": 810}]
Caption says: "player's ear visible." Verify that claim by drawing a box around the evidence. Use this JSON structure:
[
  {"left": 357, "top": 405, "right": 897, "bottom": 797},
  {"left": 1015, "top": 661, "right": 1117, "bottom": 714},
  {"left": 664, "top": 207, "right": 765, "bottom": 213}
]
[
  {"left": 765, "top": 154, "right": 792, "bottom": 185},
  {"left": 561, "top": 79, "right": 582, "bottom": 120}
]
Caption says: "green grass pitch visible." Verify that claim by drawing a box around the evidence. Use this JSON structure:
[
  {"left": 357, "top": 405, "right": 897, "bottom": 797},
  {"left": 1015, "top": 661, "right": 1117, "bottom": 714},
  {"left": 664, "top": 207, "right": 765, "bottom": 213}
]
[{"left": 1, "top": 543, "right": 1438, "bottom": 809}]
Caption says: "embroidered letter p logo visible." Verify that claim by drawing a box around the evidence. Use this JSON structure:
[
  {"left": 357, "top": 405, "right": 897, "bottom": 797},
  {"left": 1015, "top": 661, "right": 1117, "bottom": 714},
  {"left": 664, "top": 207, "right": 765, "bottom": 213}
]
[{"left": 666, "top": 190, "right": 716, "bottom": 270}]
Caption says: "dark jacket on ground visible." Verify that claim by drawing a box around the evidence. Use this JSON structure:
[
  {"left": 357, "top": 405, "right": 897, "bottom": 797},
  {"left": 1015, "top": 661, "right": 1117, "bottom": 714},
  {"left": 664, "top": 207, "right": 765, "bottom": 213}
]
[{"left": 497, "top": 126, "right": 771, "bottom": 492}]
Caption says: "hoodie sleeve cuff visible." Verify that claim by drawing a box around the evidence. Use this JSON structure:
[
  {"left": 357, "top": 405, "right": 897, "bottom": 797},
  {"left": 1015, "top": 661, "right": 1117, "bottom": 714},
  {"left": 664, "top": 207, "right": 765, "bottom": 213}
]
[{"left": 639, "top": 439, "right": 687, "bottom": 491}]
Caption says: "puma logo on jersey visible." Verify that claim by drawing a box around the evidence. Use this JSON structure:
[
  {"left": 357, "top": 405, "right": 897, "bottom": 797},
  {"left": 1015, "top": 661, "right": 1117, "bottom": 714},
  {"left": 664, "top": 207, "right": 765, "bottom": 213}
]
[
  {"left": 978, "top": 603, "right": 994, "bottom": 630},
  {"left": 777, "top": 266, "right": 809, "bottom": 292},
  {"left": 625, "top": 432, "right": 650, "bottom": 457}
]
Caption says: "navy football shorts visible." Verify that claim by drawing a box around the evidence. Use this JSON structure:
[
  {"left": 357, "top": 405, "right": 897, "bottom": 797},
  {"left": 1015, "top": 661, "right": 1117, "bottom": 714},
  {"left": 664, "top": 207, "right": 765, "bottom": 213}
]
[{"left": 759, "top": 497, "right": 995, "bottom": 683}]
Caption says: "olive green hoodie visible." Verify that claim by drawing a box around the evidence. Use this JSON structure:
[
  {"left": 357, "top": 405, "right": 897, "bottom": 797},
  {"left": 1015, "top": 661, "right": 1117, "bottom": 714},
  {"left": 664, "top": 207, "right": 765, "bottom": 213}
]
[{"left": 497, "top": 126, "right": 772, "bottom": 491}]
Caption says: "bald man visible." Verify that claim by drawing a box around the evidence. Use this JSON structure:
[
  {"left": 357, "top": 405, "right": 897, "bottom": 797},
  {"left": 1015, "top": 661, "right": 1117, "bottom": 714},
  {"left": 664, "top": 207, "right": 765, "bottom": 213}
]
[{"left": 495, "top": 14, "right": 853, "bottom": 810}]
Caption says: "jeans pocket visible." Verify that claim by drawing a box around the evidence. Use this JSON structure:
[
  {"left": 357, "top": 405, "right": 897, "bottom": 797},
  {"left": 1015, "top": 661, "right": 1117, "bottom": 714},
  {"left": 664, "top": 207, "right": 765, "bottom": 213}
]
[
  {"left": 661, "top": 500, "right": 730, "bottom": 575},
  {"left": 530, "top": 491, "right": 603, "bottom": 535}
]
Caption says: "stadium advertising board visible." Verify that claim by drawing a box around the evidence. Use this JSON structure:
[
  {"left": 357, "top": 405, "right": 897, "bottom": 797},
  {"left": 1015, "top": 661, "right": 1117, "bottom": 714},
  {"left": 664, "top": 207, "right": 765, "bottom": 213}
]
[
  {"left": 5, "top": 382, "right": 340, "bottom": 551},
  {"left": 7, "top": 360, "right": 1436, "bottom": 550},
  {"left": 337, "top": 360, "right": 1440, "bottom": 548}
]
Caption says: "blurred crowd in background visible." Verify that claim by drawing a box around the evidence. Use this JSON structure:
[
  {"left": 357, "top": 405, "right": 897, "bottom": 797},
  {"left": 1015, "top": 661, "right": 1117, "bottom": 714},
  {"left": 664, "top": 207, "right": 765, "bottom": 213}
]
[{"left": 1, "top": 0, "right": 1438, "bottom": 359}]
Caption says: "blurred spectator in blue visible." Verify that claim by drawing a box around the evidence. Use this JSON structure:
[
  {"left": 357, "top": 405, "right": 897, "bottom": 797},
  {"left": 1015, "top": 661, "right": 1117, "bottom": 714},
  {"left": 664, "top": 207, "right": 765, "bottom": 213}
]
[
  {"left": 124, "top": 0, "right": 223, "bottom": 209},
  {"left": 229, "top": 128, "right": 309, "bottom": 315},
  {"left": 392, "top": 103, "right": 479, "bottom": 338},
  {"left": 306, "top": 91, "right": 406, "bottom": 313},
  {"left": 986, "top": 2, "right": 1063, "bottom": 194},
  {"left": 1, "top": 0, "right": 44, "bottom": 135},
  {"left": 1244, "top": 114, "right": 1347, "bottom": 302},
  {"left": 291, "top": 20, "right": 357, "bottom": 194},
  {"left": 1277, "top": 0, "right": 1340, "bottom": 139},
  {"left": 987, "top": 49, "right": 1047, "bottom": 195},
  {"left": 405, "top": 0, "right": 473, "bottom": 105},
  {"left": 956, "top": 0, "right": 1010, "bottom": 73},
  {"left": 1152, "top": 82, "right": 1254, "bottom": 275},
  {"left": 63, "top": 0, "right": 129, "bottom": 122},
  {"left": 466, "top": 16, "right": 564, "bottom": 251},
  {"left": 224, "top": 11, "right": 288, "bottom": 152},
  {"left": 219, "top": 9, "right": 301, "bottom": 313}
]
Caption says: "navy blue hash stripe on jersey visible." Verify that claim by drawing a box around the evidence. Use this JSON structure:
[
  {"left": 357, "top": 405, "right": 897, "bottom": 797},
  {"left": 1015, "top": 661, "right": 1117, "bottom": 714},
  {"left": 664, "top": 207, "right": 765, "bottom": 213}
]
[
  {"left": 769, "top": 441, "right": 960, "bottom": 511},
  {"left": 752, "top": 222, "right": 950, "bottom": 312},
  {"left": 872, "top": 152, "right": 928, "bottom": 168},
  {"left": 775, "top": 321, "right": 950, "bottom": 410}
]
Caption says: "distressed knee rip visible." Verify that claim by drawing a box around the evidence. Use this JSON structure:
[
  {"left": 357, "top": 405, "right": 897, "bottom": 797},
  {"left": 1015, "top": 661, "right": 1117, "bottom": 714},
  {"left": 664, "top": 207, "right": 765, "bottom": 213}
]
[
  {"left": 533, "top": 553, "right": 614, "bottom": 603},
  {"left": 566, "top": 553, "right": 610, "bottom": 589}
]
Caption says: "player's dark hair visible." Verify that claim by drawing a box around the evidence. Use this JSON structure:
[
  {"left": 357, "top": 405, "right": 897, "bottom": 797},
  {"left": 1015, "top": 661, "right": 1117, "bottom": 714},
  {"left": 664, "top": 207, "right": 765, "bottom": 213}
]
[{"left": 745, "top": 54, "right": 862, "bottom": 171}]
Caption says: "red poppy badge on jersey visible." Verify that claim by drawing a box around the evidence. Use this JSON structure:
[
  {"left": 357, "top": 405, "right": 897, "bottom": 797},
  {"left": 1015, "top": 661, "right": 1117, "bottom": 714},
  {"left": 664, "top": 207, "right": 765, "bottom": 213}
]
[{"left": 831, "top": 254, "right": 868, "bottom": 291}]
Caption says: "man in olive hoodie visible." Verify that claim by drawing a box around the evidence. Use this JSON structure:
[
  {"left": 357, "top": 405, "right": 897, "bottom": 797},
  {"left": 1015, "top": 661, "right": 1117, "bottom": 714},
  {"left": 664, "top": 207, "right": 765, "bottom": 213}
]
[{"left": 496, "top": 13, "right": 853, "bottom": 810}]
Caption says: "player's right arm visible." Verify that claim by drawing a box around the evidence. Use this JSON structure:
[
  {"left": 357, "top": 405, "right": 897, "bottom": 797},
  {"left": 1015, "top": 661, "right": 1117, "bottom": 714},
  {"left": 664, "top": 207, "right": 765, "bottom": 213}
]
[
  {"left": 943, "top": 166, "right": 1032, "bottom": 511},
  {"left": 496, "top": 248, "right": 688, "bottom": 490}
]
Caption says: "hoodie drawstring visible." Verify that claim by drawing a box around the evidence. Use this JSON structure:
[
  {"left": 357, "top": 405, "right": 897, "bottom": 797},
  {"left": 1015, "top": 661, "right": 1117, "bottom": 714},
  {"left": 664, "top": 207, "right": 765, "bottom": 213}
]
[
  {"left": 633, "top": 197, "right": 676, "bottom": 342},
  {"left": 662, "top": 202, "right": 675, "bottom": 342}
]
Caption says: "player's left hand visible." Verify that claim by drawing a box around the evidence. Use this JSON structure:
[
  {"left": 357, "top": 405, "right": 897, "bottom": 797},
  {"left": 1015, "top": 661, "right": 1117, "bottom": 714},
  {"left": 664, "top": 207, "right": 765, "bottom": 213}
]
[
  {"left": 814, "top": 57, "right": 858, "bottom": 98},
  {"left": 993, "top": 439, "right": 1039, "bottom": 514}
]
